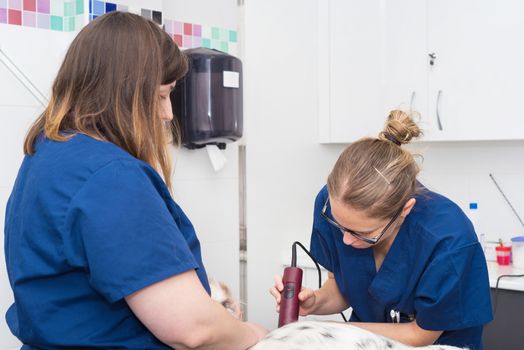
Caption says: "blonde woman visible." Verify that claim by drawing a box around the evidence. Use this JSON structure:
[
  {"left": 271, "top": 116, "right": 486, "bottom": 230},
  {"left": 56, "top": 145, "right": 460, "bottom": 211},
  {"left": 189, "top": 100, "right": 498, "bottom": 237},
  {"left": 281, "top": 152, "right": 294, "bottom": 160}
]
[
  {"left": 5, "top": 11, "right": 266, "bottom": 349},
  {"left": 271, "top": 111, "right": 492, "bottom": 350}
]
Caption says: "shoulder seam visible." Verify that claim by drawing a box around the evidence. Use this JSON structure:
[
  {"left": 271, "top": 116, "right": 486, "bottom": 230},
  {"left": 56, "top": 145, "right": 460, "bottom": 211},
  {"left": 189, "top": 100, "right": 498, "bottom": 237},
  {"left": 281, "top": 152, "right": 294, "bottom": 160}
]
[{"left": 57, "top": 157, "right": 141, "bottom": 244}]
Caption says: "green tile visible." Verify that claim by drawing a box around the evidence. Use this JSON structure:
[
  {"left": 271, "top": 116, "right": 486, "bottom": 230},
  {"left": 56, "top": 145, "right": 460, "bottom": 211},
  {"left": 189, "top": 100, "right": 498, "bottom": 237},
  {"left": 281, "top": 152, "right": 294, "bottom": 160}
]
[
  {"left": 211, "top": 27, "right": 220, "bottom": 40},
  {"left": 51, "top": 16, "right": 63, "bottom": 31},
  {"left": 202, "top": 38, "right": 211, "bottom": 48},
  {"left": 229, "top": 30, "right": 237, "bottom": 43},
  {"left": 220, "top": 41, "right": 229, "bottom": 53},
  {"left": 64, "top": 1, "right": 75, "bottom": 17},
  {"left": 75, "top": 0, "right": 84, "bottom": 15},
  {"left": 64, "top": 16, "right": 75, "bottom": 31}
]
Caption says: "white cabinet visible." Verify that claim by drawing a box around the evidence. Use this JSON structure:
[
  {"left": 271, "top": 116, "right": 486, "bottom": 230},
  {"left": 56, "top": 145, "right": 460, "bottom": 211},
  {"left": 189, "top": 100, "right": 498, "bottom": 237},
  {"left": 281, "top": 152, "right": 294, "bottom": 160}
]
[
  {"left": 382, "top": 0, "right": 430, "bottom": 137},
  {"left": 318, "top": 0, "right": 384, "bottom": 142},
  {"left": 319, "top": 0, "right": 524, "bottom": 143},
  {"left": 427, "top": 0, "right": 524, "bottom": 141}
]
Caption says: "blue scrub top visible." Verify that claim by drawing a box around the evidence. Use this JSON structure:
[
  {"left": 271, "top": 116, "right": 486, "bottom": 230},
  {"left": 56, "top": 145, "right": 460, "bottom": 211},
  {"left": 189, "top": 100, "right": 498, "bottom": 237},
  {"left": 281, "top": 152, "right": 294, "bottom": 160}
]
[
  {"left": 310, "top": 185, "right": 493, "bottom": 350},
  {"left": 4, "top": 134, "right": 210, "bottom": 349}
]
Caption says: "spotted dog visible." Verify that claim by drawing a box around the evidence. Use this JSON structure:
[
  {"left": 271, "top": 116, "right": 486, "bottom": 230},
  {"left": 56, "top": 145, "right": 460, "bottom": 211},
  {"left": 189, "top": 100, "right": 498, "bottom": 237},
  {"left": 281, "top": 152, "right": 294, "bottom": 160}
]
[
  {"left": 209, "top": 280, "right": 465, "bottom": 350},
  {"left": 251, "top": 321, "right": 465, "bottom": 350}
]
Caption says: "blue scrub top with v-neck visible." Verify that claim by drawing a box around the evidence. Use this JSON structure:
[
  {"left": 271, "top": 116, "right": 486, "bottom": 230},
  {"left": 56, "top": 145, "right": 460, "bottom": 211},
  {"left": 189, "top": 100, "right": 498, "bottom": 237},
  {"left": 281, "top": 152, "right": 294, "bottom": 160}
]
[
  {"left": 310, "top": 185, "right": 493, "bottom": 350},
  {"left": 4, "top": 134, "right": 210, "bottom": 349}
]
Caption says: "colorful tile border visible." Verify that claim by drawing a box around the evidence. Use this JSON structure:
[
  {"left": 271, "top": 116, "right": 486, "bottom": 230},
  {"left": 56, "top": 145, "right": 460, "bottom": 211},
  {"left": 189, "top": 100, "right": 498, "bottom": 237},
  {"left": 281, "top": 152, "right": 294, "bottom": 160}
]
[
  {"left": 0, "top": 0, "right": 84, "bottom": 31},
  {"left": 0, "top": 0, "right": 238, "bottom": 54},
  {"left": 165, "top": 20, "right": 238, "bottom": 56},
  {"left": 87, "top": 1, "right": 238, "bottom": 56}
]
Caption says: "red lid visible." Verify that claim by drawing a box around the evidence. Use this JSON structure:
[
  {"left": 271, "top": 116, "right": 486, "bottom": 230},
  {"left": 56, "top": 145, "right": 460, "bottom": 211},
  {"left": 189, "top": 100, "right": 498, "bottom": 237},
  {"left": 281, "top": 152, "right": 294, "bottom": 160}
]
[{"left": 495, "top": 245, "right": 512, "bottom": 252}]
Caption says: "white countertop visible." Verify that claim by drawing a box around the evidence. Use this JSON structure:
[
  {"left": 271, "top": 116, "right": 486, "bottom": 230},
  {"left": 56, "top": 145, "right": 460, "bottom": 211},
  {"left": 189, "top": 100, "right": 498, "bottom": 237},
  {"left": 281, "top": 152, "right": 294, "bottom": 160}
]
[
  {"left": 487, "top": 261, "right": 524, "bottom": 292},
  {"left": 282, "top": 254, "right": 524, "bottom": 292}
]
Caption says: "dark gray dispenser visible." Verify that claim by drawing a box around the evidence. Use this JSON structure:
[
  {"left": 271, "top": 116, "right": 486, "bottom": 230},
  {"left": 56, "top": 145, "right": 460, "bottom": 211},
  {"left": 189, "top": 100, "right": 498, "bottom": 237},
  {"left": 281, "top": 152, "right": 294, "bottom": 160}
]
[{"left": 171, "top": 48, "right": 243, "bottom": 150}]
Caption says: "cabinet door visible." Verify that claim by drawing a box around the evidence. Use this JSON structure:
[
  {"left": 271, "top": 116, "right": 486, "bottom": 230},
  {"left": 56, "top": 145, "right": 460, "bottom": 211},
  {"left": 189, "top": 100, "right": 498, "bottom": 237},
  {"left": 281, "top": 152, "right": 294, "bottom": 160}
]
[
  {"left": 319, "top": 0, "right": 384, "bottom": 143},
  {"left": 382, "top": 0, "right": 430, "bottom": 137},
  {"left": 319, "top": 0, "right": 430, "bottom": 143},
  {"left": 427, "top": 0, "right": 524, "bottom": 141}
]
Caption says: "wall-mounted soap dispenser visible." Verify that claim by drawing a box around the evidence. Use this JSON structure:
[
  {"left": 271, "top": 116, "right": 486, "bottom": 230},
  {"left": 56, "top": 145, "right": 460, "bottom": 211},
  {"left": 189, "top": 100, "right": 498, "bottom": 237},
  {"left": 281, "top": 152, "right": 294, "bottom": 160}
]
[{"left": 171, "top": 48, "right": 243, "bottom": 150}]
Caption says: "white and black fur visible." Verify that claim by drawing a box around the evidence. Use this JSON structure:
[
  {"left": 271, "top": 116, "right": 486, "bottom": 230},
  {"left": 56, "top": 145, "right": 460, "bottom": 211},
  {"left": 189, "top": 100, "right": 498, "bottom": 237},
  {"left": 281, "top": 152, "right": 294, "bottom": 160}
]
[
  {"left": 209, "top": 279, "right": 465, "bottom": 350},
  {"left": 251, "top": 321, "right": 465, "bottom": 350}
]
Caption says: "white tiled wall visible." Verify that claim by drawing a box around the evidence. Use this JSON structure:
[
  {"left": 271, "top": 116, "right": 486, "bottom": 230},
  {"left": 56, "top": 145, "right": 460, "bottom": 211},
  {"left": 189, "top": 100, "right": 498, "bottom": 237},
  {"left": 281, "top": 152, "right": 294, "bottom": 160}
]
[{"left": 0, "top": 0, "right": 242, "bottom": 347}]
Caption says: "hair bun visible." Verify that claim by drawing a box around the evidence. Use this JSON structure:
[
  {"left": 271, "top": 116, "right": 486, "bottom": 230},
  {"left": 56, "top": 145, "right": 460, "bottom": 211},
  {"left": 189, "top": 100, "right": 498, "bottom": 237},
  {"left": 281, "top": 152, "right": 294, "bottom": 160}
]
[{"left": 379, "top": 110, "right": 423, "bottom": 145}]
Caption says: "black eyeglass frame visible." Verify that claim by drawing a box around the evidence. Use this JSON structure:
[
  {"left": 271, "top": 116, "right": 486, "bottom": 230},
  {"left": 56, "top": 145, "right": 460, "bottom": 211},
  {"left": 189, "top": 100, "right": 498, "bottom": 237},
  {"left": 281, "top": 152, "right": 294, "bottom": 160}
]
[{"left": 320, "top": 198, "right": 403, "bottom": 245}]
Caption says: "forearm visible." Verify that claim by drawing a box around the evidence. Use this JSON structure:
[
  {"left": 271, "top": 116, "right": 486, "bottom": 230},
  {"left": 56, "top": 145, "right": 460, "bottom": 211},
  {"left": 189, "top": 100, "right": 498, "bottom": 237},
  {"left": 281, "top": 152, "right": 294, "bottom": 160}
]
[
  {"left": 349, "top": 321, "right": 441, "bottom": 347},
  {"left": 173, "top": 299, "right": 257, "bottom": 350},
  {"left": 311, "top": 274, "right": 349, "bottom": 315},
  {"left": 127, "top": 271, "right": 262, "bottom": 350}
]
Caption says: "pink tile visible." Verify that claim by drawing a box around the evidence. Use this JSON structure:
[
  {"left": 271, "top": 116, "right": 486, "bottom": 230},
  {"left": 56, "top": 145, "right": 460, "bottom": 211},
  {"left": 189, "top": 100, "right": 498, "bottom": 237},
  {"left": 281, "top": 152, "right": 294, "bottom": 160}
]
[
  {"left": 23, "top": 0, "right": 35, "bottom": 11},
  {"left": 193, "top": 24, "right": 201, "bottom": 37},
  {"left": 9, "top": 0, "right": 21, "bottom": 10},
  {"left": 0, "top": 8, "right": 6, "bottom": 23},
  {"left": 36, "top": 0, "right": 48, "bottom": 13},
  {"left": 173, "top": 34, "right": 182, "bottom": 47},
  {"left": 183, "top": 35, "right": 191, "bottom": 48},
  {"left": 173, "top": 21, "right": 183, "bottom": 34},
  {"left": 183, "top": 22, "right": 192, "bottom": 35},
  {"left": 22, "top": 9, "right": 35, "bottom": 26},
  {"left": 8, "top": 8, "right": 21, "bottom": 24}
]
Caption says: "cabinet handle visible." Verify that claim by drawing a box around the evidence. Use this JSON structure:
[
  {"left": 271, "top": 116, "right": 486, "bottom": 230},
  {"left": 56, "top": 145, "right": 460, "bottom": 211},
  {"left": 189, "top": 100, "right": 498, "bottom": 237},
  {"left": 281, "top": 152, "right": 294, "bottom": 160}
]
[
  {"left": 410, "top": 91, "right": 416, "bottom": 113},
  {"left": 429, "top": 52, "right": 437, "bottom": 66},
  {"left": 436, "top": 90, "right": 443, "bottom": 130}
]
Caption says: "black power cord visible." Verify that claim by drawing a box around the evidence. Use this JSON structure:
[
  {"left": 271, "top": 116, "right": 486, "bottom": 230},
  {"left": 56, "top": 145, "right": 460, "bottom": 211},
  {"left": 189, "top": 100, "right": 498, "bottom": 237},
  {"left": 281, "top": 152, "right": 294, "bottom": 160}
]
[{"left": 291, "top": 241, "right": 348, "bottom": 322}]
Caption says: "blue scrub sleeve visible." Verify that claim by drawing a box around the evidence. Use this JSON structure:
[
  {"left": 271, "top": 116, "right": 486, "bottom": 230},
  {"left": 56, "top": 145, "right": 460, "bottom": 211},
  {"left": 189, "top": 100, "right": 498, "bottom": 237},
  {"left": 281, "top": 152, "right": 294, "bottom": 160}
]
[
  {"left": 62, "top": 159, "right": 200, "bottom": 303},
  {"left": 309, "top": 188, "right": 335, "bottom": 272},
  {"left": 414, "top": 243, "right": 493, "bottom": 331}
]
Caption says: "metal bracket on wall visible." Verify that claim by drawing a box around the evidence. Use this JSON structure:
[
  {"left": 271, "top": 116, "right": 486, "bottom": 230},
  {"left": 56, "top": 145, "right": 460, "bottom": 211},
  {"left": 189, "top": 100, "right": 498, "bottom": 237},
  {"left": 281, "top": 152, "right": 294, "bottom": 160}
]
[
  {"left": 239, "top": 144, "right": 248, "bottom": 320},
  {"left": 0, "top": 46, "right": 49, "bottom": 108}
]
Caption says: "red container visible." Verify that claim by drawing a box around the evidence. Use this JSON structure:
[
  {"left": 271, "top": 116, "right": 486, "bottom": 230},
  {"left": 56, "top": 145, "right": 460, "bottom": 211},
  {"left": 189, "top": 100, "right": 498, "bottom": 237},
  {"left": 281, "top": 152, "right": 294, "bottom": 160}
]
[{"left": 495, "top": 245, "right": 512, "bottom": 266}]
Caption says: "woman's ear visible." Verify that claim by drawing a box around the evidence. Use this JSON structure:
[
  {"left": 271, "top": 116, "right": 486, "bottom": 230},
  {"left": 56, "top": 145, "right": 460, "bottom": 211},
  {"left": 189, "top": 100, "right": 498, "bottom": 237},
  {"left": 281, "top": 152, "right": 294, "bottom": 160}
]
[{"left": 401, "top": 198, "right": 417, "bottom": 218}]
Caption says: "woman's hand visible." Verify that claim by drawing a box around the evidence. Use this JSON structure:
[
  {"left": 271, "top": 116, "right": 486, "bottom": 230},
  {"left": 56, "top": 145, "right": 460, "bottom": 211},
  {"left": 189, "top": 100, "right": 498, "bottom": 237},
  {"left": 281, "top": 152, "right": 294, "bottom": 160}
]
[{"left": 269, "top": 275, "right": 317, "bottom": 316}]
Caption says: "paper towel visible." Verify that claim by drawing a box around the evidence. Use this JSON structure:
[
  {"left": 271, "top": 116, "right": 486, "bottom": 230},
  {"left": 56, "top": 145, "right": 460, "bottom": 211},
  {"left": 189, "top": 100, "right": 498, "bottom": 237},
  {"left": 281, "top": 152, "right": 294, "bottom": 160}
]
[{"left": 206, "top": 145, "right": 227, "bottom": 172}]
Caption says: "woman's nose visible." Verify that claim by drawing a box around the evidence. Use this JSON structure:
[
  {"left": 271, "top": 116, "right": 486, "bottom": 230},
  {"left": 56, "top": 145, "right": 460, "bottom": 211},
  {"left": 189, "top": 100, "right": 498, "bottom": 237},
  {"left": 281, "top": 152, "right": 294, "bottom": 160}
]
[
  {"left": 342, "top": 231, "right": 358, "bottom": 246},
  {"left": 161, "top": 100, "right": 174, "bottom": 121}
]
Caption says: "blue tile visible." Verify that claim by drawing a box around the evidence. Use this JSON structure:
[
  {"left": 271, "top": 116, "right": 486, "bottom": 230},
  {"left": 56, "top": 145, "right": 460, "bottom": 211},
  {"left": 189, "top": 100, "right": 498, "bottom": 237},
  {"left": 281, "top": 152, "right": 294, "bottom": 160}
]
[
  {"left": 93, "top": 0, "right": 104, "bottom": 16},
  {"left": 105, "top": 2, "right": 116, "bottom": 13}
]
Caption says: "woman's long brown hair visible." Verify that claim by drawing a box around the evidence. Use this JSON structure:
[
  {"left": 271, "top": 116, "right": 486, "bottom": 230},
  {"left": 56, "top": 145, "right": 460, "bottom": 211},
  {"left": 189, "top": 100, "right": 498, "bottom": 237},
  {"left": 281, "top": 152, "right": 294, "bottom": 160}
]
[{"left": 23, "top": 11, "right": 187, "bottom": 189}]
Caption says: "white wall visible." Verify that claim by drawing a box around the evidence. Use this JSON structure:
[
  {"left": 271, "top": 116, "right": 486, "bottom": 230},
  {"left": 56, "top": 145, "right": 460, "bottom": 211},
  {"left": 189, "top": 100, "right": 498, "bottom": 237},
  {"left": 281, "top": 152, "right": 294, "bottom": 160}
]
[
  {"left": 162, "top": 0, "right": 242, "bottom": 305},
  {"left": 243, "top": 0, "right": 344, "bottom": 328},
  {"left": 0, "top": 22, "right": 76, "bottom": 349},
  {"left": 243, "top": 0, "right": 524, "bottom": 329},
  {"left": 0, "top": 0, "right": 241, "bottom": 347}
]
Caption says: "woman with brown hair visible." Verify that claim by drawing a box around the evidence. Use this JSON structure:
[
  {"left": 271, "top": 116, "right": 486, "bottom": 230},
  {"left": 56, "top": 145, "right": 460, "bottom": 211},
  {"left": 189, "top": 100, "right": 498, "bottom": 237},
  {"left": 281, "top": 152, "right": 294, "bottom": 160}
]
[
  {"left": 4, "top": 11, "right": 266, "bottom": 349},
  {"left": 271, "top": 111, "right": 492, "bottom": 349}
]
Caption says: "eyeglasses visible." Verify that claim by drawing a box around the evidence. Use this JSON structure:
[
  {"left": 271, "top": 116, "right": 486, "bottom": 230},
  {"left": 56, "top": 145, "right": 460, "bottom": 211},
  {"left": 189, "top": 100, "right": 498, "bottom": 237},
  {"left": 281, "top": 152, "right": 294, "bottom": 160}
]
[{"left": 320, "top": 198, "right": 403, "bottom": 245}]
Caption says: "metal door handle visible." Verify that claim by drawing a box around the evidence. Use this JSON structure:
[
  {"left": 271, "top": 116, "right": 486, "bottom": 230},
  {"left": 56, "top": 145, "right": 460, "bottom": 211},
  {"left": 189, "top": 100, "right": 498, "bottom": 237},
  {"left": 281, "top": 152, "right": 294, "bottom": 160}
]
[
  {"left": 410, "top": 91, "right": 416, "bottom": 112},
  {"left": 436, "top": 90, "right": 443, "bottom": 130}
]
